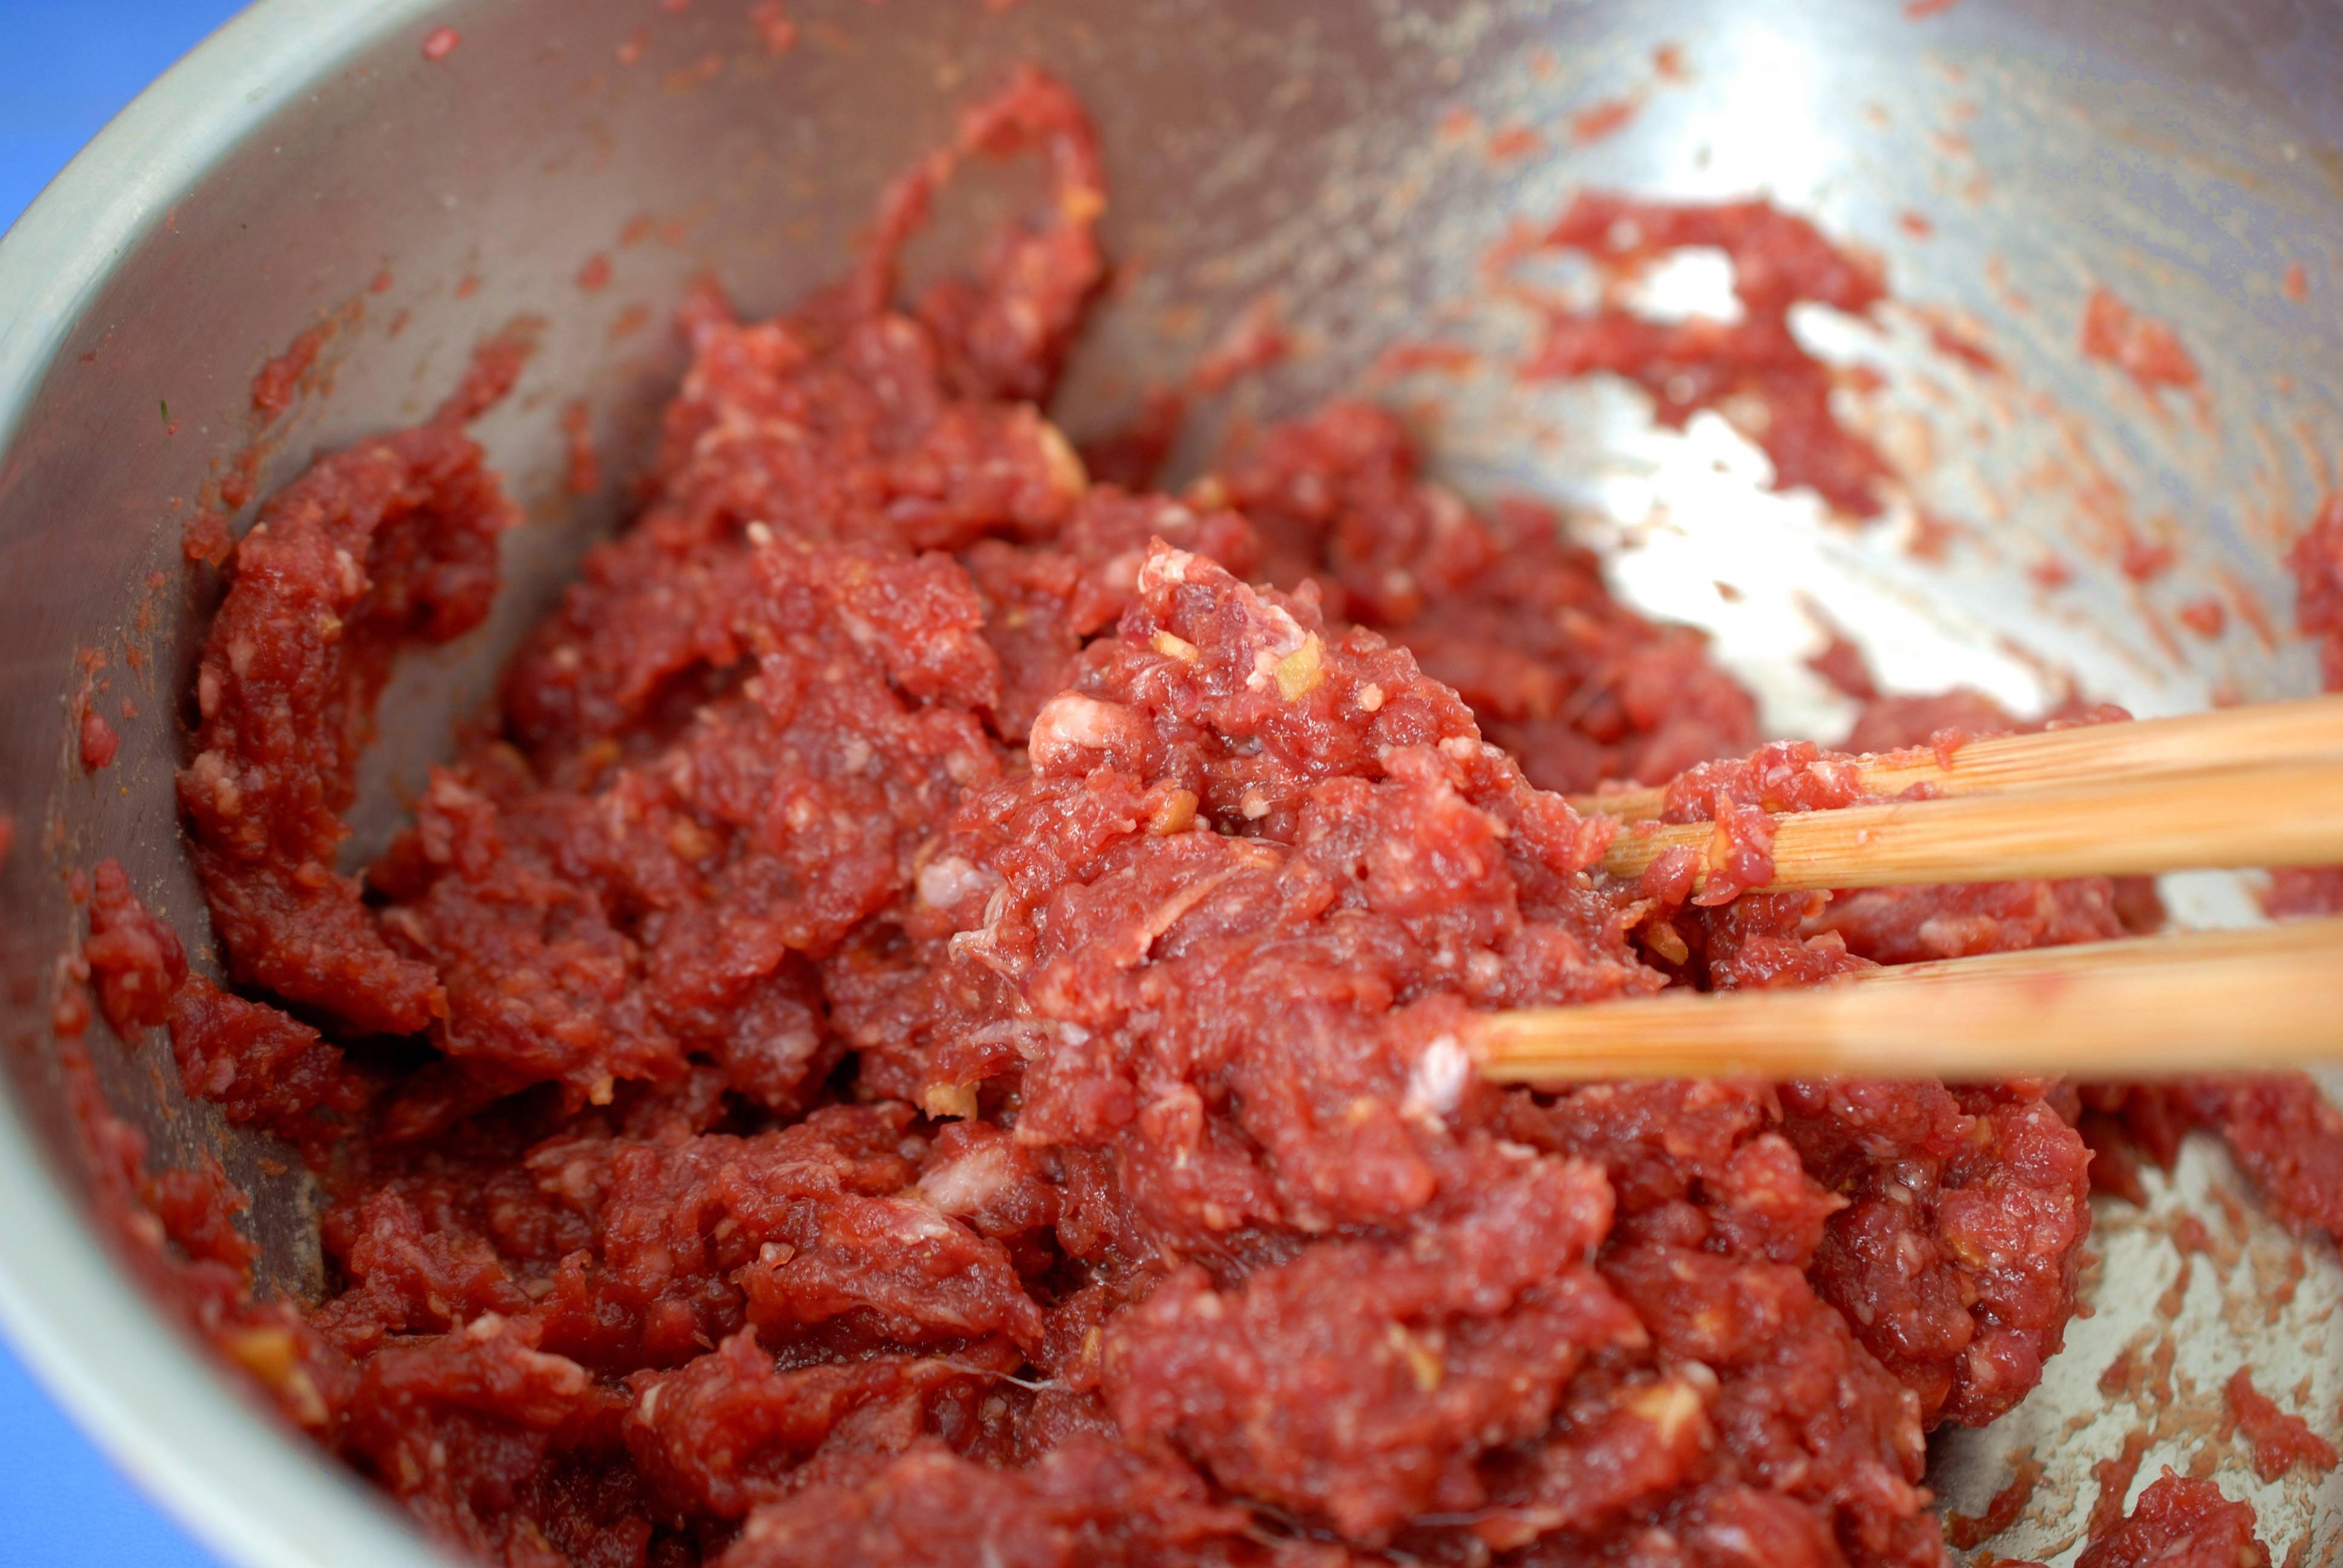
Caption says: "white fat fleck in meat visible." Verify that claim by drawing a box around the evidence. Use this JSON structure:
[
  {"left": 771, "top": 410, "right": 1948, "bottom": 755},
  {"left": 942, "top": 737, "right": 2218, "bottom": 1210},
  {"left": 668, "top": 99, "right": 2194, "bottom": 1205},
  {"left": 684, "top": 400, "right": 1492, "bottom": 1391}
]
[
  {"left": 956, "top": 1018, "right": 1084, "bottom": 1062},
  {"left": 1138, "top": 546, "right": 1198, "bottom": 592},
  {"left": 1102, "top": 550, "right": 1146, "bottom": 598},
  {"left": 833, "top": 608, "right": 884, "bottom": 659},
  {"left": 949, "top": 881, "right": 1026, "bottom": 978},
  {"left": 917, "top": 1140, "right": 1018, "bottom": 1216},
  {"left": 1027, "top": 693, "right": 1138, "bottom": 771},
  {"left": 889, "top": 1200, "right": 965, "bottom": 1244},
  {"left": 1243, "top": 600, "right": 1311, "bottom": 693},
  {"left": 186, "top": 749, "right": 240, "bottom": 815},
  {"left": 1810, "top": 756, "right": 1858, "bottom": 793},
  {"left": 917, "top": 855, "right": 1001, "bottom": 910},
  {"left": 1256, "top": 601, "right": 1306, "bottom": 654},
  {"left": 1401, "top": 1033, "right": 1472, "bottom": 1126}
]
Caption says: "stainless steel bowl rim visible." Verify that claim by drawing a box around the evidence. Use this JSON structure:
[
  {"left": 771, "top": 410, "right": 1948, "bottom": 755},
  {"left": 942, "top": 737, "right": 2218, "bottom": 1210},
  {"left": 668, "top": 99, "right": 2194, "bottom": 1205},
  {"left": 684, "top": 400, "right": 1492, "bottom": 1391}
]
[{"left": 0, "top": 10, "right": 449, "bottom": 1562}]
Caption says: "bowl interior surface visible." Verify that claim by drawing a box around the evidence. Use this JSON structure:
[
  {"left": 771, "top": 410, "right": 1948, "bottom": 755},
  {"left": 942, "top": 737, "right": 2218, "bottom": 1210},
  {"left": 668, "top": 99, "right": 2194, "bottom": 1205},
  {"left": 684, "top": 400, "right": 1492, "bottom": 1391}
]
[{"left": 2, "top": 1, "right": 2341, "bottom": 1563}]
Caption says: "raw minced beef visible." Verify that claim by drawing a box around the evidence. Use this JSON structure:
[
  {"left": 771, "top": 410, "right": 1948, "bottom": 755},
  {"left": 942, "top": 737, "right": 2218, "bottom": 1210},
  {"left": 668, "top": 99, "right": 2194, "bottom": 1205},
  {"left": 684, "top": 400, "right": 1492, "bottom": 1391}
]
[{"left": 68, "top": 66, "right": 2336, "bottom": 1568}]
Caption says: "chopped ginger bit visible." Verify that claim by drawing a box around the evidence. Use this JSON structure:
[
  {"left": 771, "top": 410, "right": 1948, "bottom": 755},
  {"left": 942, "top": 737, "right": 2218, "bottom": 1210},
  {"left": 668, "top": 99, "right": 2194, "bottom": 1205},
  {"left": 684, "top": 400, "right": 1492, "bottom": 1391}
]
[
  {"left": 226, "top": 1325, "right": 300, "bottom": 1383},
  {"left": 1627, "top": 1379, "right": 1705, "bottom": 1443},
  {"left": 923, "top": 1082, "right": 980, "bottom": 1120},
  {"left": 1152, "top": 630, "right": 1201, "bottom": 663},
  {"left": 1149, "top": 788, "right": 1199, "bottom": 835},
  {"left": 1184, "top": 475, "right": 1229, "bottom": 511},
  {"left": 1385, "top": 1322, "right": 1445, "bottom": 1391},
  {"left": 224, "top": 1326, "right": 329, "bottom": 1427},
  {"left": 1037, "top": 419, "right": 1089, "bottom": 497},
  {"left": 1272, "top": 634, "right": 1324, "bottom": 701}
]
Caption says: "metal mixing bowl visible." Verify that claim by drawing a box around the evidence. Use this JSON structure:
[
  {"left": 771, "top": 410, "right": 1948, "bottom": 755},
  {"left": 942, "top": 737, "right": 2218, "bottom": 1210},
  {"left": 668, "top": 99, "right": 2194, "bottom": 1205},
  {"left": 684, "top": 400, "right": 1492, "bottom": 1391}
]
[{"left": 4, "top": 2, "right": 2341, "bottom": 1564}]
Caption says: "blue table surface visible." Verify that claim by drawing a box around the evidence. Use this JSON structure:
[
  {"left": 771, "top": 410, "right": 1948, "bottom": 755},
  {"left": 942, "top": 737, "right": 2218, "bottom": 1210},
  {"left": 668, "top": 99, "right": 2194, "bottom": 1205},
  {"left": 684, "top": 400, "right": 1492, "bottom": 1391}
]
[{"left": 3, "top": 14, "right": 249, "bottom": 1566}]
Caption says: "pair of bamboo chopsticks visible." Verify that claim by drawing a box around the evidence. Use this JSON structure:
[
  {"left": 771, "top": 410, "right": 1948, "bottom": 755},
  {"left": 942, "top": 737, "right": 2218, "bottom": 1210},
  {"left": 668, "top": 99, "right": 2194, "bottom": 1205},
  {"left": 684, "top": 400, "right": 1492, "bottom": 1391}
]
[
  {"left": 1475, "top": 697, "right": 2343, "bottom": 1083},
  {"left": 1576, "top": 695, "right": 2343, "bottom": 893}
]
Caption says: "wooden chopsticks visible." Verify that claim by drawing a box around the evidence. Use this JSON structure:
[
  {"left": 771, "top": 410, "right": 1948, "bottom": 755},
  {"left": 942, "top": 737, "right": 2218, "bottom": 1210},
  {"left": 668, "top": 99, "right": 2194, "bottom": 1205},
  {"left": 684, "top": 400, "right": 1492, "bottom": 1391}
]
[
  {"left": 1568, "top": 694, "right": 2343, "bottom": 823},
  {"left": 1596, "top": 761, "right": 2343, "bottom": 892},
  {"left": 1568, "top": 696, "right": 2343, "bottom": 897},
  {"left": 1470, "top": 696, "right": 2343, "bottom": 1083},
  {"left": 1472, "top": 918, "right": 2343, "bottom": 1083}
]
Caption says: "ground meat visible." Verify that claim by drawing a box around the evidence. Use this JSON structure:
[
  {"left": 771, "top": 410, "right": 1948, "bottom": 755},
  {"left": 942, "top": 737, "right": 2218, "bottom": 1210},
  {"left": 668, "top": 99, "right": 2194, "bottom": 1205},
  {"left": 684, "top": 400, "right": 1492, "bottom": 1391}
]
[
  {"left": 177, "top": 332, "right": 526, "bottom": 1036},
  {"left": 78, "top": 67, "right": 2340, "bottom": 1568},
  {"left": 2180, "top": 1078, "right": 2343, "bottom": 1243},
  {"left": 82, "top": 858, "right": 188, "bottom": 1035},
  {"left": 2074, "top": 1471, "right": 2268, "bottom": 1568},
  {"left": 1842, "top": 689, "right": 2019, "bottom": 755},
  {"left": 2264, "top": 863, "right": 2343, "bottom": 918},
  {"left": 168, "top": 977, "right": 375, "bottom": 1160},
  {"left": 79, "top": 704, "right": 120, "bottom": 771},
  {"left": 1778, "top": 1080, "right": 2092, "bottom": 1428},
  {"left": 719, "top": 1439, "right": 1255, "bottom": 1568},
  {"left": 1490, "top": 1081, "right": 1940, "bottom": 1567},
  {"left": 370, "top": 538, "right": 1009, "bottom": 1117},
  {"left": 1103, "top": 1154, "right": 1631, "bottom": 1541},
  {"left": 1827, "top": 693, "right": 2149, "bottom": 959},
  {"left": 2286, "top": 491, "right": 2343, "bottom": 691},
  {"left": 1808, "top": 630, "right": 1881, "bottom": 702},
  {"left": 1944, "top": 1448, "right": 2043, "bottom": 1551},
  {"left": 2223, "top": 1370, "right": 2339, "bottom": 1483},
  {"left": 2079, "top": 287, "right": 2201, "bottom": 396},
  {"left": 1219, "top": 403, "right": 1758, "bottom": 793},
  {"left": 1659, "top": 739, "right": 1868, "bottom": 820},
  {"left": 2080, "top": 1077, "right": 2343, "bottom": 1246},
  {"left": 621, "top": 1330, "right": 1016, "bottom": 1520},
  {"left": 1668, "top": 890, "right": 1869, "bottom": 991},
  {"left": 1810, "top": 880, "right": 2129, "bottom": 963},
  {"left": 2268, "top": 491, "right": 2343, "bottom": 913},
  {"left": 60, "top": 1045, "right": 344, "bottom": 1440}
]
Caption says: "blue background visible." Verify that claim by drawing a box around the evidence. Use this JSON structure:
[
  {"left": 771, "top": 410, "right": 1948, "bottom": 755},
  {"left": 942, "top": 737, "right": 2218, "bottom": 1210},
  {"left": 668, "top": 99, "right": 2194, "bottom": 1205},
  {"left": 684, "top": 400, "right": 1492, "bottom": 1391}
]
[{"left": 3, "top": 14, "right": 244, "bottom": 1564}]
